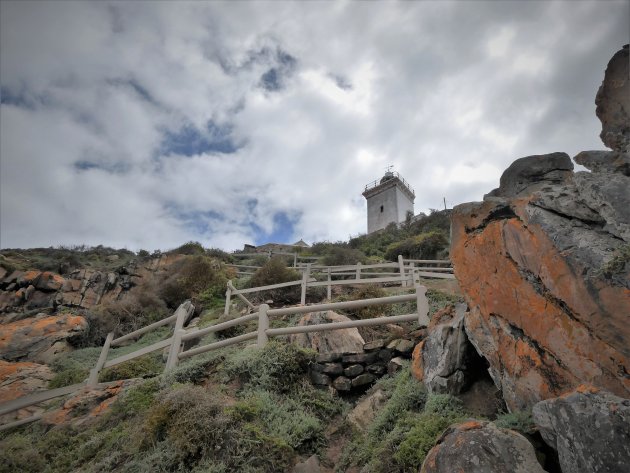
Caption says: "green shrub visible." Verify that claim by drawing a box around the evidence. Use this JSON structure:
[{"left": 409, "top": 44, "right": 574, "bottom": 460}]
[
  {"left": 337, "top": 285, "right": 389, "bottom": 320},
  {"left": 221, "top": 341, "right": 314, "bottom": 392},
  {"left": 49, "top": 368, "right": 89, "bottom": 388},
  {"left": 169, "top": 241, "right": 206, "bottom": 255},
  {"left": 99, "top": 355, "right": 162, "bottom": 383},
  {"left": 322, "top": 247, "right": 366, "bottom": 266},
  {"left": 494, "top": 409, "right": 536, "bottom": 434},
  {"left": 0, "top": 433, "right": 46, "bottom": 473},
  {"left": 159, "top": 255, "right": 228, "bottom": 309},
  {"left": 384, "top": 230, "right": 449, "bottom": 262},
  {"left": 247, "top": 257, "right": 301, "bottom": 304}
]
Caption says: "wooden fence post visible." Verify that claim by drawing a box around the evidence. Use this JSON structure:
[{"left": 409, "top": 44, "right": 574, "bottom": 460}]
[
  {"left": 356, "top": 262, "right": 362, "bottom": 280},
  {"left": 165, "top": 302, "right": 193, "bottom": 371},
  {"left": 293, "top": 252, "right": 297, "bottom": 267},
  {"left": 88, "top": 332, "right": 114, "bottom": 387},
  {"left": 327, "top": 267, "right": 332, "bottom": 301},
  {"left": 224, "top": 281, "right": 232, "bottom": 316},
  {"left": 398, "top": 255, "right": 407, "bottom": 287},
  {"left": 301, "top": 263, "right": 311, "bottom": 305},
  {"left": 415, "top": 284, "right": 430, "bottom": 326},
  {"left": 258, "top": 304, "right": 270, "bottom": 347}
]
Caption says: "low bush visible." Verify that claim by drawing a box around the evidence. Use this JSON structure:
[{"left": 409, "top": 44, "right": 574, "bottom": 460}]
[
  {"left": 336, "top": 285, "right": 389, "bottom": 320},
  {"left": 99, "top": 354, "right": 162, "bottom": 383},
  {"left": 384, "top": 230, "right": 449, "bottom": 262},
  {"left": 246, "top": 257, "right": 301, "bottom": 304},
  {"left": 494, "top": 409, "right": 535, "bottom": 434},
  {"left": 322, "top": 246, "right": 366, "bottom": 266},
  {"left": 49, "top": 368, "right": 89, "bottom": 389},
  {"left": 221, "top": 341, "right": 314, "bottom": 392}
]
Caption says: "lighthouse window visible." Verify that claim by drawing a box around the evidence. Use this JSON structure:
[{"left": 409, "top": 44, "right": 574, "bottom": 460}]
[{"left": 380, "top": 205, "right": 384, "bottom": 213}]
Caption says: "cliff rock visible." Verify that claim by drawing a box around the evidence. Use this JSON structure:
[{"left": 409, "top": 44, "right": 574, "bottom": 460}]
[
  {"left": 451, "top": 46, "right": 630, "bottom": 411},
  {"left": 0, "top": 360, "right": 53, "bottom": 422},
  {"left": 0, "top": 313, "right": 87, "bottom": 363},
  {"left": 596, "top": 44, "right": 629, "bottom": 153},
  {"left": 420, "top": 420, "right": 546, "bottom": 473},
  {"left": 411, "top": 304, "right": 473, "bottom": 394},
  {"left": 532, "top": 385, "right": 630, "bottom": 473}
]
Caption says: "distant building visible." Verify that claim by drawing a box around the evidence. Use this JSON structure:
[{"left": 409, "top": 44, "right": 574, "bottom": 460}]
[{"left": 362, "top": 170, "right": 415, "bottom": 234}]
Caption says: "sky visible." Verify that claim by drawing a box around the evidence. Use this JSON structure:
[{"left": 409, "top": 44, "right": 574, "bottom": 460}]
[{"left": 1, "top": 0, "right": 628, "bottom": 252}]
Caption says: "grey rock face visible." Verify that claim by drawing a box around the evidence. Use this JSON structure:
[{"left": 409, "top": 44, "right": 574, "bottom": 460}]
[
  {"left": 420, "top": 420, "right": 546, "bottom": 473},
  {"left": 420, "top": 304, "right": 472, "bottom": 395},
  {"left": 289, "top": 311, "right": 365, "bottom": 354},
  {"left": 486, "top": 152, "right": 573, "bottom": 198},
  {"left": 596, "top": 45, "right": 630, "bottom": 152},
  {"left": 533, "top": 387, "right": 630, "bottom": 473},
  {"left": 574, "top": 150, "right": 630, "bottom": 176},
  {"left": 347, "top": 389, "right": 387, "bottom": 431}
]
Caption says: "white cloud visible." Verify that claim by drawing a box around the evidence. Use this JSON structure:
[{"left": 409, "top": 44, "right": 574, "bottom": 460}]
[{"left": 1, "top": 0, "right": 627, "bottom": 251}]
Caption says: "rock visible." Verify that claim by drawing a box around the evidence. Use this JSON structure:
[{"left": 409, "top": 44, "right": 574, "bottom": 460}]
[
  {"left": 366, "top": 364, "right": 386, "bottom": 376},
  {"left": 377, "top": 349, "right": 392, "bottom": 362},
  {"left": 0, "top": 360, "right": 54, "bottom": 422},
  {"left": 292, "top": 454, "right": 321, "bottom": 473},
  {"left": 309, "top": 371, "right": 331, "bottom": 386},
  {"left": 332, "top": 376, "right": 352, "bottom": 391},
  {"left": 485, "top": 152, "right": 573, "bottom": 198},
  {"left": 387, "top": 357, "right": 405, "bottom": 375},
  {"left": 289, "top": 311, "right": 365, "bottom": 354},
  {"left": 351, "top": 373, "right": 375, "bottom": 388},
  {"left": 596, "top": 44, "right": 630, "bottom": 152},
  {"left": 342, "top": 352, "right": 377, "bottom": 364},
  {"left": 0, "top": 266, "right": 7, "bottom": 281},
  {"left": 0, "top": 313, "right": 87, "bottom": 363},
  {"left": 315, "top": 353, "right": 342, "bottom": 363},
  {"left": 452, "top": 180, "right": 630, "bottom": 410},
  {"left": 532, "top": 385, "right": 630, "bottom": 473},
  {"left": 421, "top": 420, "right": 546, "bottom": 473},
  {"left": 344, "top": 364, "right": 364, "bottom": 377},
  {"left": 363, "top": 339, "right": 386, "bottom": 351},
  {"left": 574, "top": 150, "right": 630, "bottom": 176},
  {"left": 42, "top": 379, "right": 139, "bottom": 426},
  {"left": 387, "top": 338, "right": 415, "bottom": 354},
  {"left": 411, "top": 304, "right": 472, "bottom": 395},
  {"left": 34, "top": 272, "right": 65, "bottom": 291},
  {"left": 347, "top": 389, "right": 387, "bottom": 431},
  {"left": 311, "top": 362, "right": 343, "bottom": 375}
]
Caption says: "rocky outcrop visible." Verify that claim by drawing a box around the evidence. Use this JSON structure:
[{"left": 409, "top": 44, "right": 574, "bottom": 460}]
[
  {"left": 451, "top": 47, "right": 630, "bottom": 411},
  {"left": 0, "top": 254, "right": 184, "bottom": 315},
  {"left": 289, "top": 311, "right": 365, "bottom": 354},
  {"left": 411, "top": 304, "right": 473, "bottom": 394},
  {"left": 0, "top": 360, "right": 53, "bottom": 422},
  {"left": 41, "top": 379, "right": 139, "bottom": 426},
  {"left": 532, "top": 385, "right": 630, "bottom": 473},
  {"left": 347, "top": 389, "right": 387, "bottom": 431},
  {"left": 420, "top": 420, "right": 546, "bottom": 473},
  {"left": 0, "top": 313, "right": 87, "bottom": 363},
  {"left": 596, "top": 44, "right": 629, "bottom": 153}
]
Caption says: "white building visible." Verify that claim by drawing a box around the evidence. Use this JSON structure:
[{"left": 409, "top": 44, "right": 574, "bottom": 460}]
[{"left": 362, "top": 171, "right": 415, "bottom": 234}]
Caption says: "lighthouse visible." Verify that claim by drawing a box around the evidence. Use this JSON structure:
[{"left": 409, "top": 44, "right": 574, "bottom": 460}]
[{"left": 362, "top": 168, "right": 415, "bottom": 234}]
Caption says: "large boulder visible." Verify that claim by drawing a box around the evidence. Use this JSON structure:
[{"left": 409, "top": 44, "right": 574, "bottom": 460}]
[
  {"left": 0, "top": 313, "right": 87, "bottom": 363},
  {"left": 596, "top": 44, "right": 629, "bottom": 153},
  {"left": 289, "top": 311, "right": 365, "bottom": 354},
  {"left": 532, "top": 385, "right": 630, "bottom": 473},
  {"left": 451, "top": 49, "right": 630, "bottom": 410},
  {"left": 411, "top": 304, "right": 473, "bottom": 394},
  {"left": 420, "top": 420, "right": 546, "bottom": 473}
]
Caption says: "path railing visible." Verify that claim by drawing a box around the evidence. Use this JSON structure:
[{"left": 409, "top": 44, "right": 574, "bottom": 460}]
[
  {"left": 223, "top": 256, "right": 453, "bottom": 314},
  {"left": 0, "top": 301, "right": 195, "bottom": 431}
]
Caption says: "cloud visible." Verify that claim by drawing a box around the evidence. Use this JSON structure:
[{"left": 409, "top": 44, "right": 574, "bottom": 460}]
[{"left": 1, "top": 0, "right": 628, "bottom": 251}]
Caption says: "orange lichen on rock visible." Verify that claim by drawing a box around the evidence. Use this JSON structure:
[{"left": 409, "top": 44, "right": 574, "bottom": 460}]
[{"left": 411, "top": 340, "right": 425, "bottom": 381}]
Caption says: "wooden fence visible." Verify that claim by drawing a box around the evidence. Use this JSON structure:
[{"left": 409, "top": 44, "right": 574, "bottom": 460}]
[
  {"left": 223, "top": 256, "right": 453, "bottom": 315},
  {"left": 0, "top": 253, "right": 445, "bottom": 430}
]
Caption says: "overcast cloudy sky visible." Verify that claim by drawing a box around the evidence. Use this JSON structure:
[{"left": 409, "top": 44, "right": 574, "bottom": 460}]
[{"left": 1, "top": 1, "right": 628, "bottom": 251}]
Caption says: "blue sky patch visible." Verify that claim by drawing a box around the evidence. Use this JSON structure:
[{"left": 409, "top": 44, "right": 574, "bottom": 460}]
[
  {"left": 160, "top": 121, "right": 241, "bottom": 157},
  {"left": 251, "top": 211, "right": 298, "bottom": 246}
]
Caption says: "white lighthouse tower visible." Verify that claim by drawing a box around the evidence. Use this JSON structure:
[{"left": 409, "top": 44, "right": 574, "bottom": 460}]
[{"left": 362, "top": 167, "right": 415, "bottom": 234}]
